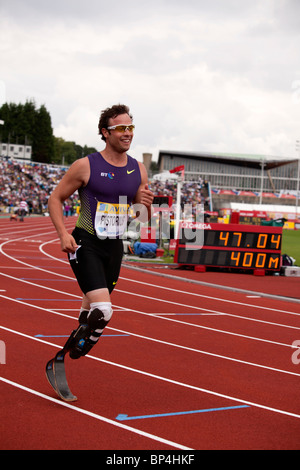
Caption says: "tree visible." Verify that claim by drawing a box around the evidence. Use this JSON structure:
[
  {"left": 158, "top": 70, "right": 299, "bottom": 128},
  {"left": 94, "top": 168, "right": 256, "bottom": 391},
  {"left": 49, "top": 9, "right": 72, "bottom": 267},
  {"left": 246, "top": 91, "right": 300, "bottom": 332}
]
[
  {"left": 22, "top": 99, "right": 37, "bottom": 146},
  {"left": 53, "top": 137, "right": 97, "bottom": 165},
  {"left": 33, "top": 104, "right": 54, "bottom": 163},
  {"left": 0, "top": 99, "right": 97, "bottom": 164},
  {"left": 0, "top": 99, "right": 54, "bottom": 162}
]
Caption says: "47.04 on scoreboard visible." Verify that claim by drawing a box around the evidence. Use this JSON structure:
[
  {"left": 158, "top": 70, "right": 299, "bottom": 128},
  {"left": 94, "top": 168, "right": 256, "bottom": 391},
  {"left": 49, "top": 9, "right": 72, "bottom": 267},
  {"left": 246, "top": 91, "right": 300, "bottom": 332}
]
[{"left": 174, "top": 222, "right": 282, "bottom": 272}]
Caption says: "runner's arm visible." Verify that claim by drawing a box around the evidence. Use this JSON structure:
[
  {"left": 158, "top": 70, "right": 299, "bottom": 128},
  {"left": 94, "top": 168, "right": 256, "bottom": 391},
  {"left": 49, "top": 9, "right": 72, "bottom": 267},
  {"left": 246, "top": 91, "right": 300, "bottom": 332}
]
[
  {"left": 133, "top": 162, "right": 154, "bottom": 222},
  {"left": 48, "top": 158, "right": 89, "bottom": 253}
]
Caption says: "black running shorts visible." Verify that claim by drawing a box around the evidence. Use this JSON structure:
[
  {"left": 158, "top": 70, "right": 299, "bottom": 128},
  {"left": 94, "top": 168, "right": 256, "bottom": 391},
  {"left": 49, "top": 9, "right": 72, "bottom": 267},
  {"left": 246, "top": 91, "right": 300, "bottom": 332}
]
[{"left": 68, "top": 227, "right": 123, "bottom": 295}]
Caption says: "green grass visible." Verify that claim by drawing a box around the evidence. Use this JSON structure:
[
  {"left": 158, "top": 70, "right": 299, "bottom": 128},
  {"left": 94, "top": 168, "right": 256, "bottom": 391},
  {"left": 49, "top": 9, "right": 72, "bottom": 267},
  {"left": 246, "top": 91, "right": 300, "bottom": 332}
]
[{"left": 281, "top": 230, "right": 300, "bottom": 266}]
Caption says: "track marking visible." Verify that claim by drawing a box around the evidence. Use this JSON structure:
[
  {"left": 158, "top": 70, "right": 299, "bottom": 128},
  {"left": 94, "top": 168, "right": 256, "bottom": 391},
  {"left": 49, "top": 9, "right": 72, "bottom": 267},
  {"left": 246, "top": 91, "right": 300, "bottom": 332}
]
[
  {"left": 37, "top": 240, "right": 300, "bottom": 325},
  {"left": 39, "top": 238, "right": 300, "bottom": 315},
  {"left": 0, "top": 377, "right": 192, "bottom": 450},
  {"left": 0, "top": 270, "right": 299, "bottom": 349},
  {"left": 119, "top": 276, "right": 300, "bottom": 316},
  {"left": 35, "top": 334, "right": 130, "bottom": 338},
  {"left": 1, "top": 295, "right": 299, "bottom": 378},
  {"left": 151, "top": 312, "right": 223, "bottom": 316},
  {"left": 16, "top": 298, "right": 81, "bottom": 301},
  {"left": 2, "top": 233, "right": 300, "bottom": 327},
  {"left": 1, "top": 230, "right": 300, "bottom": 376},
  {"left": 116, "top": 288, "right": 300, "bottom": 340},
  {"left": 1, "top": 326, "right": 299, "bottom": 420},
  {"left": 116, "top": 405, "right": 250, "bottom": 421},
  {"left": 122, "top": 265, "right": 300, "bottom": 305}
]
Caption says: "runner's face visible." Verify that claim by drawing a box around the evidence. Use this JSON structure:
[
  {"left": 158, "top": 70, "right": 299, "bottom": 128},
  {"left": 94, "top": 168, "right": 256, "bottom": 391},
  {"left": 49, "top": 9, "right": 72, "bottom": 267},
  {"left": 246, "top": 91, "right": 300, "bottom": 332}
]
[{"left": 105, "top": 113, "right": 134, "bottom": 153}]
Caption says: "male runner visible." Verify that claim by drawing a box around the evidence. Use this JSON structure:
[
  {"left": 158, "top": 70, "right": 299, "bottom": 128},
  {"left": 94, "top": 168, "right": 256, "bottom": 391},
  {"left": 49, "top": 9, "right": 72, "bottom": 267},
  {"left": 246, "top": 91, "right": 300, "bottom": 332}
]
[{"left": 48, "top": 104, "right": 153, "bottom": 360}]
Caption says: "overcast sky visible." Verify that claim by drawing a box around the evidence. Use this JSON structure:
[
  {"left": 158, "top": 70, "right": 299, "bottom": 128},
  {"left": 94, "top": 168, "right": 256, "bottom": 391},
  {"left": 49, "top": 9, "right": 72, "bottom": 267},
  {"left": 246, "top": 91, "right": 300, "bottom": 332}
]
[{"left": 1, "top": 0, "right": 300, "bottom": 162}]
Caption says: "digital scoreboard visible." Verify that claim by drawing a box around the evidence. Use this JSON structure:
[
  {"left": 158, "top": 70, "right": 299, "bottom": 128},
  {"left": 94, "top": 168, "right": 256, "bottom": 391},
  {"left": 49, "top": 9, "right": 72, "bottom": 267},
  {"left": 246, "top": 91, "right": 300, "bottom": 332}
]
[
  {"left": 153, "top": 195, "right": 173, "bottom": 210},
  {"left": 174, "top": 222, "right": 282, "bottom": 271}
]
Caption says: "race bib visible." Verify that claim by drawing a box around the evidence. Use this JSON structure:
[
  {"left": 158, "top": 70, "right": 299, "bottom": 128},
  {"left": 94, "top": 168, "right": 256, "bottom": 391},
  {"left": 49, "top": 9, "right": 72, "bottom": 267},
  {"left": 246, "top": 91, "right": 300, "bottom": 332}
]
[{"left": 94, "top": 201, "right": 129, "bottom": 238}]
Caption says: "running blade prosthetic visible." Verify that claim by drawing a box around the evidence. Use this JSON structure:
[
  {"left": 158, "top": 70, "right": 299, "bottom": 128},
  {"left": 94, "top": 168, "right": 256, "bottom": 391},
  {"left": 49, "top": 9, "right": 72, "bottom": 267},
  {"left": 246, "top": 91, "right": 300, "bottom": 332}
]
[{"left": 46, "top": 350, "right": 77, "bottom": 402}]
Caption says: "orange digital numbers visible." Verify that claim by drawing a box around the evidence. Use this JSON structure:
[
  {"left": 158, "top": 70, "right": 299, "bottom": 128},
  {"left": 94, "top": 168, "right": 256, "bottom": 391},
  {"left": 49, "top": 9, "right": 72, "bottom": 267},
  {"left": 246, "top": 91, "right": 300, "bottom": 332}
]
[
  {"left": 257, "top": 233, "right": 268, "bottom": 248},
  {"left": 233, "top": 232, "right": 242, "bottom": 247},
  {"left": 230, "top": 252, "right": 240, "bottom": 266},
  {"left": 243, "top": 252, "right": 253, "bottom": 267},
  {"left": 229, "top": 251, "right": 278, "bottom": 269},
  {"left": 178, "top": 226, "right": 281, "bottom": 271},
  {"left": 256, "top": 253, "right": 266, "bottom": 268},
  {"left": 268, "top": 255, "right": 279, "bottom": 269},
  {"left": 219, "top": 232, "right": 229, "bottom": 246},
  {"left": 270, "top": 234, "right": 281, "bottom": 250}
]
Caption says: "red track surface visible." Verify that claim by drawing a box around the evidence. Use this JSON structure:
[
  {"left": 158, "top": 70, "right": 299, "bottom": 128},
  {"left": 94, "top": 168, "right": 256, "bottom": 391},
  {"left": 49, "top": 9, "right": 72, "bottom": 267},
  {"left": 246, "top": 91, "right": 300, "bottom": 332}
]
[{"left": 0, "top": 216, "right": 300, "bottom": 450}]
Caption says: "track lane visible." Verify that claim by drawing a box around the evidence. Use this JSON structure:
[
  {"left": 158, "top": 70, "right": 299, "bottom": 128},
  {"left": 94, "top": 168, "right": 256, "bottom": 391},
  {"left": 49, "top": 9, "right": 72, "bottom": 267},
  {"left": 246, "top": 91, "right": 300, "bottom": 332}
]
[
  {"left": 1, "top": 285, "right": 300, "bottom": 416},
  {"left": 1, "top": 322, "right": 300, "bottom": 450},
  {"left": 1, "top": 216, "right": 300, "bottom": 449},
  {"left": 2, "top": 226, "right": 300, "bottom": 392},
  {"left": 1, "top": 268, "right": 299, "bottom": 383}
]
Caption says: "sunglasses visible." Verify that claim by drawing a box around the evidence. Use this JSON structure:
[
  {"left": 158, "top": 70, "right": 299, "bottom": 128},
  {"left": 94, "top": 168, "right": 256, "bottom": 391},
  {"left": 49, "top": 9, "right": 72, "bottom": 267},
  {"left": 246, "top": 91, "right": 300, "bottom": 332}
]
[{"left": 107, "top": 124, "right": 135, "bottom": 132}]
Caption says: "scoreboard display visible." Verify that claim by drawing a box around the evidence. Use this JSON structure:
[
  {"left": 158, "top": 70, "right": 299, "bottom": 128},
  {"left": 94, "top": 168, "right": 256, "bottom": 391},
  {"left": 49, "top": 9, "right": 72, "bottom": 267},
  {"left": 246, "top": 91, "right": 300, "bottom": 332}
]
[
  {"left": 238, "top": 210, "right": 267, "bottom": 226},
  {"left": 153, "top": 195, "right": 173, "bottom": 208},
  {"left": 174, "top": 222, "right": 282, "bottom": 271}
]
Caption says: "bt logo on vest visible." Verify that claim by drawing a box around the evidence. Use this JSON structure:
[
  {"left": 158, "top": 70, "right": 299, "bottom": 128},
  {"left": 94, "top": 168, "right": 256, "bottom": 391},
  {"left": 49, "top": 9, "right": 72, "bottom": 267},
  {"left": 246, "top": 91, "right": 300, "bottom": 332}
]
[{"left": 101, "top": 172, "right": 115, "bottom": 179}]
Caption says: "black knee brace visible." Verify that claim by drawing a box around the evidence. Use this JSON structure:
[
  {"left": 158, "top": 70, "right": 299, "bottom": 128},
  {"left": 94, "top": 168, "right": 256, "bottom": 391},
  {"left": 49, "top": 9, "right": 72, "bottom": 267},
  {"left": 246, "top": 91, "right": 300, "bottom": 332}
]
[{"left": 67, "top": 308, "right": 109, "bottom": 360}]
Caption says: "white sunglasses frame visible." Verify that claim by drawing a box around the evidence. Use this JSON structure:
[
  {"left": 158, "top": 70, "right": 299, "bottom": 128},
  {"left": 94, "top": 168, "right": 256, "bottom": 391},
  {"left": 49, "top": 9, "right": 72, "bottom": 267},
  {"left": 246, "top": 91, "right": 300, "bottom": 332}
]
[{"left": 106, "top": 124, "right": 135, "bottom": 132}]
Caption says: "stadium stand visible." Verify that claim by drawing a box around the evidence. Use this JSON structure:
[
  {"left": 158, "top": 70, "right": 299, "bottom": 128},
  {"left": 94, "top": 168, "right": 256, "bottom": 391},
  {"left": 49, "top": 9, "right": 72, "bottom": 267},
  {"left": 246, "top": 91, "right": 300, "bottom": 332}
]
[
  {"left": 0, "top": 159, "right": 72, "bottom": 216},
  {"left": 1, "top": 154, "right": 299, "bottom": 227}
]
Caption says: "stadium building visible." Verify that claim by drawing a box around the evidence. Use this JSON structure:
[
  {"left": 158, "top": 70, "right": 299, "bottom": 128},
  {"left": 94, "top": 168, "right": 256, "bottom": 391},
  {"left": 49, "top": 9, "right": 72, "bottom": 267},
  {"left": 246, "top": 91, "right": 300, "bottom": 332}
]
[{"left": 156, "top": 150, "right": 300, "bottom": 221}]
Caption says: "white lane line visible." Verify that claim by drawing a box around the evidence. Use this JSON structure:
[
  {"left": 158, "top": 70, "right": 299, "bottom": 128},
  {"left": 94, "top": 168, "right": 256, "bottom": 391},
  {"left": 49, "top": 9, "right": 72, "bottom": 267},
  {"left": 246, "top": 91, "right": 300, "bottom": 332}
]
[
  {"left": 0, "top": 377, "right": 192, "bottom": 450},
  {"left": 0, "top": 269, "right": 298, "bottom": 350},
  {"left": 39, "top": 239, "right": 300, "bottom": 316},
  {"left": 1, "top": 326, "right": 299, "bottom": 420}
]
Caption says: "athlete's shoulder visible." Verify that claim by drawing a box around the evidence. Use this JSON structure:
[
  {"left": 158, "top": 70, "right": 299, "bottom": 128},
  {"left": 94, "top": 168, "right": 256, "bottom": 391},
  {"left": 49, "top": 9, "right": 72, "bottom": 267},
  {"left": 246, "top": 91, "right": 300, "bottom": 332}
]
[
  {"left": 67, "top": 156, "right": 90, "bottom": 185},
  {"left": 86, "top": 151, "right": 100, "bottom": 159},
  {"left": 69, "top": 156, "right": 89, "bottom": 171},
  {"left": 126, "top": 154, "right": 139, "bottom": 166},
  {"left": 137, "top": 160, "right": 148, "bottom": 180}
]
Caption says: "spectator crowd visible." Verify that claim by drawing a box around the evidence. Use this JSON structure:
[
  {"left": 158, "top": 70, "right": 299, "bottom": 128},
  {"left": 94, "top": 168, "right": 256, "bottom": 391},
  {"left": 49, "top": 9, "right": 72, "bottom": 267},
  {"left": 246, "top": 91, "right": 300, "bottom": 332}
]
[
  {"left": 0, "top": 159, "right": 74, "bottom": 216},
  {"left": 150, "top": 178, "right": 211, "bottom": 213},
  {"left": 0, "top": 158, "right": 211, "bottom": 218}
]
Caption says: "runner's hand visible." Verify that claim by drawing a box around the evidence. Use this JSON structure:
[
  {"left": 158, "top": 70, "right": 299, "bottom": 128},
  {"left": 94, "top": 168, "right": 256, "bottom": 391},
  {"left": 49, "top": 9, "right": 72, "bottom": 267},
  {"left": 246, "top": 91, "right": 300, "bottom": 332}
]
[
  {"left": 60, "top": 233, "right": 78, "bottom": 253},
  {"left": 139, "top": 184, "right": 154, "bottom": 208}
]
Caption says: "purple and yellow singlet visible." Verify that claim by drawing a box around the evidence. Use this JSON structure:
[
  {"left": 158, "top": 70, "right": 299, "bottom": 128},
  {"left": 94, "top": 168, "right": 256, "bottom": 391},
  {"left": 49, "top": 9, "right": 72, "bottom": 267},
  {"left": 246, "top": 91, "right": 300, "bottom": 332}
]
[{"left": 76, "top": 152, "right": 141, "bottom": 238}]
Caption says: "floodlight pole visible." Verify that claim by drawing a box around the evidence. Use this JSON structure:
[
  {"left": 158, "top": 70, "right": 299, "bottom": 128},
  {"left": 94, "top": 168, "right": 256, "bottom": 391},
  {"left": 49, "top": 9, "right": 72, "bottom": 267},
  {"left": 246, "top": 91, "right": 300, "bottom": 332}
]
[
  {"left": 259, "top": 157, "right": 264, "bottom": 205},
  {"left": 296, "top": 140, "right": 300, "bottom": 217},
  {"left": 0, "top": 120, "right": 4, "bottom": 158},
  {"left": 175, "top": 176, "right": 182, "bottom": 240}
]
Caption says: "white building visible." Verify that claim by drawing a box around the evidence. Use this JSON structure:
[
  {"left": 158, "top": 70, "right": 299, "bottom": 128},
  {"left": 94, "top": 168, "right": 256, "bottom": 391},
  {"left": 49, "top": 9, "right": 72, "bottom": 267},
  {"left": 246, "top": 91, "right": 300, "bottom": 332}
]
[{"left": 0, "top": 142, "right": 32, "bottom": 160}]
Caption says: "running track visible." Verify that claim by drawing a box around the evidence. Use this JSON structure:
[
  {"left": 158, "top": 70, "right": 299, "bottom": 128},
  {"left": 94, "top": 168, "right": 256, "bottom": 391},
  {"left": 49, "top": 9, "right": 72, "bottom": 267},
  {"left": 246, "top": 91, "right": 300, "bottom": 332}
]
[{"left": 0, "top": 216, "right": 299, "bottom": 450}]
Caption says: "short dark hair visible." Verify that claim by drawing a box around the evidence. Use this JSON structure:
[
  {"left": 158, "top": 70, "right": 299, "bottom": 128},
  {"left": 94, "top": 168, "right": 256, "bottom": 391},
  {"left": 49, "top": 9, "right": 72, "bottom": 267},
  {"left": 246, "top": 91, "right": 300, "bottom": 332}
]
[{"left": 98, "top": 104, "right": 133, "bottom": 141}]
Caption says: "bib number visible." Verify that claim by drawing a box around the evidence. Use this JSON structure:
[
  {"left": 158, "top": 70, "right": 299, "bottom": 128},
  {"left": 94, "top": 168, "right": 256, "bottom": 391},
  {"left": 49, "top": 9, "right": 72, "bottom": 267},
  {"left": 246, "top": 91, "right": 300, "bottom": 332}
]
[{"left": 94, "top": 202, "right": 129, "bottom": 238}]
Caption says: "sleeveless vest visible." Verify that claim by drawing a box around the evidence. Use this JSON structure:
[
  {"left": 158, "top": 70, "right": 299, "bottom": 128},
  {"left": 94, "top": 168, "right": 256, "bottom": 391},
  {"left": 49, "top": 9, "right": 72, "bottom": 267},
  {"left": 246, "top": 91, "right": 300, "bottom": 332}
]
[{"left": 76, "top": 152, "right": 141, "bottom": 238}]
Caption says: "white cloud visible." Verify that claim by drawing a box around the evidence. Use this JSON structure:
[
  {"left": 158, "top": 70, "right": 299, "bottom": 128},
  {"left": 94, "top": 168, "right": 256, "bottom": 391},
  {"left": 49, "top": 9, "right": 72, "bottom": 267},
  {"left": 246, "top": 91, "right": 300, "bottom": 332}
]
[{"left": 1, "top": 0, "right": 300, "bottom": 162}]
